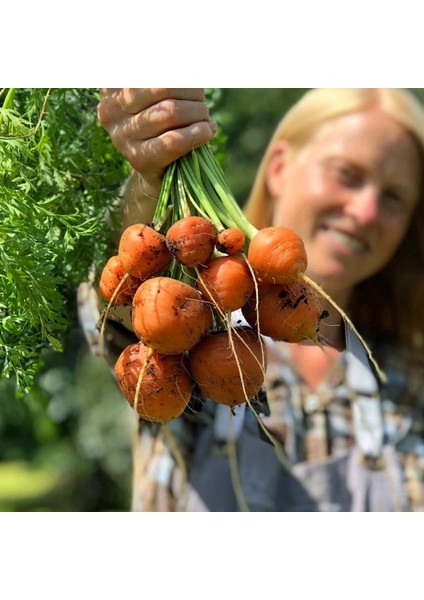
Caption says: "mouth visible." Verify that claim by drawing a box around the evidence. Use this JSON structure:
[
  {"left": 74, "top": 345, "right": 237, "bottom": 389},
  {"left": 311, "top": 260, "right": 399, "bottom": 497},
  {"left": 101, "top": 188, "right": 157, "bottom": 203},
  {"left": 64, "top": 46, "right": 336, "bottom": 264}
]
[{"left": 319, "top": 225, "right": 369, "bottom": 254}]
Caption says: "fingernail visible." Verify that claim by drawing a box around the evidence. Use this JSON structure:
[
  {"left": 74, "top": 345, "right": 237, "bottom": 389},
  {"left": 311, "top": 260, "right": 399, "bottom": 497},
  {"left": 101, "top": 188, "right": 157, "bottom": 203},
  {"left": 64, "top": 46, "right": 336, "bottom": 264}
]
[{"left": 209, "top": 120, "right": 218, "bottom": 134}]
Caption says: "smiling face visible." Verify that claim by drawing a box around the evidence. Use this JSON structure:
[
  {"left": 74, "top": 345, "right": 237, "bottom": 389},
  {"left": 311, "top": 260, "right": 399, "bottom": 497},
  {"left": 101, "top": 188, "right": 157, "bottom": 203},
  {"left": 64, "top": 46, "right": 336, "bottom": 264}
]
[{"left": 267, "top": 108, "right": 422, "bottom": 305}]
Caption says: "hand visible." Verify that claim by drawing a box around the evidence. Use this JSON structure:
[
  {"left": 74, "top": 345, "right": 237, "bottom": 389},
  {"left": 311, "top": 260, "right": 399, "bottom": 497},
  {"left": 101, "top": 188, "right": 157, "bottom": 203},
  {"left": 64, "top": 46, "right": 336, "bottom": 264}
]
[{"left": 97, "top": 88, "right": 217, "bottom": 194}]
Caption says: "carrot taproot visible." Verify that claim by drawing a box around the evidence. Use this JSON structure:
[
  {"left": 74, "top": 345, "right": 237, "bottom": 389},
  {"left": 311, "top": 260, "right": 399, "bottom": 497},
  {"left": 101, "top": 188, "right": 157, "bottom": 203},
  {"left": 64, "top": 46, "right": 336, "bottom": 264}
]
[
  {"left": 118, "top": 223, "right": 172, "bottom": 279},
  {"left": 114, "top": 342, "right": 192, "bottom": 423},
  {"left": 189, "top": 328, "right": 266, "bottom": 408},
  {"left": 247, "top": 226, "right": 307, "bottom": 283},
  {"left": 216, "top": 227, "right": 246, "bottom": 256},
  {"left": 197, "top": 255, "right": 255, "bottom": 313},
  {"left": 99, "top": 255, "right": 140, "bottom": 305},
  {"left": 242, "top": 279, "right": 325, "bottom": 343},
  {"left": 166, "top": 215, "right": 218, "bottom": 267},
  {"left": 132, "top": 276, "right": 213, "bottom": 354}
]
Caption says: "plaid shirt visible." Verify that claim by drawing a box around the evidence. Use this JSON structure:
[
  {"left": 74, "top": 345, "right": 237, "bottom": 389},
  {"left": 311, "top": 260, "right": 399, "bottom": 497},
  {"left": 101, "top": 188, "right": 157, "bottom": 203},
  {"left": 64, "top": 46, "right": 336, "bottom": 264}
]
[{"left": 264, "top": 342, "right": 424, "bottom": 511}]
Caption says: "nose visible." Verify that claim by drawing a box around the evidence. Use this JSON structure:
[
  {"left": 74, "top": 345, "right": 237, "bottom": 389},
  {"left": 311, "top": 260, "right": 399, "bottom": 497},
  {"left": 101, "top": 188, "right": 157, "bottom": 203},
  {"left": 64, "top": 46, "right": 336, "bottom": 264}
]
[{"left": 345, "top": 185, "right": 380, "bottom": 226}]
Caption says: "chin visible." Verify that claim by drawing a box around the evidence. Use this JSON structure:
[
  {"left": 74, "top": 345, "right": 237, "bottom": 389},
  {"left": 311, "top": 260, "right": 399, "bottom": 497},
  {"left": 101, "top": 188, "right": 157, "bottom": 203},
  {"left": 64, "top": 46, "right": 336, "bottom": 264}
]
[{"left": 306, "top": 266, "right": 355, "bottom": 292}]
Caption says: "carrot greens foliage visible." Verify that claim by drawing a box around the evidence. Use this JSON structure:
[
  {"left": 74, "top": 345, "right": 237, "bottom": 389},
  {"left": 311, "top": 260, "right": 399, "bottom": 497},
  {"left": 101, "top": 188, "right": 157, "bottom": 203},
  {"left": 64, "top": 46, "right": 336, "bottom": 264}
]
[{"left": 0, "top": 88, "right": 130, "bottom": 393}]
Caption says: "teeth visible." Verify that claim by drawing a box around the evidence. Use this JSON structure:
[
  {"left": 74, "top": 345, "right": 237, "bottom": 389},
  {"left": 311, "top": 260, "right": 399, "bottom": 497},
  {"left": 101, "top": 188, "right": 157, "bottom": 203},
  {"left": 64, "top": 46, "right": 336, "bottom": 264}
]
[{"left": 327, "top": 228, "right": 366, "bottom": 252}]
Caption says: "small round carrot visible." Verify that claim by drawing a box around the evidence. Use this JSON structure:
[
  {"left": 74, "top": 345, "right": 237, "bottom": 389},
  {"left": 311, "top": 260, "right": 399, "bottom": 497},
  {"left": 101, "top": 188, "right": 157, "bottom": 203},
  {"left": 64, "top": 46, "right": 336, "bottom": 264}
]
[
  {"left": 197, "top": 255, "right": 255, "bottom": 313},
  {"left": 189, "top": 328, "right": 266, "bottom": 408},
  {"left": 118, "top": 223, "right": 172, "bottom": 279},
  {"left": 247, "top": 226, "right": 307, "bottom": 283},
  {"left": 166, "top": 215, "right": 218, "bottom": 267},
  {"left": 216, "top": 227, "right": 246, "bottom": 256},
  {"left": 114, "top": 342, "right": 193, "bottom": 423},
  {"left": 132, "top": 276, "right": 213, "bottom": 354},
  {"left": 99, "top": 255, "right": 140, "bottom": 305},
  {"left": 242, "top": 279, "right": 324, "bottom": 343}
]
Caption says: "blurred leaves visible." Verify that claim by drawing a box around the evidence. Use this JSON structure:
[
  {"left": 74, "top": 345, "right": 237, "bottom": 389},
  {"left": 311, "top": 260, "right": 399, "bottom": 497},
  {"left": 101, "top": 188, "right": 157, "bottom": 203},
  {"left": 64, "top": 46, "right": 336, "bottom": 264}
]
[{"left": 0, "top": 330, "right": 133, "bottom": 511}]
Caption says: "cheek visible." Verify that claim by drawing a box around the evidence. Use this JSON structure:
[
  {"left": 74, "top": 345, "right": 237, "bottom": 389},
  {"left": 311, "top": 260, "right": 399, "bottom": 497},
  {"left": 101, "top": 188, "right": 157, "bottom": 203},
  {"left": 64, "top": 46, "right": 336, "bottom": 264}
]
[
  {"left": 380, "top": 220, "right": 409, "bottom": 260},
  {"left": 273, "top": 184, "right": 335, "bottom": 236},
  {"left": 271, "top": 171, "right": 333, "bottom": 231}
]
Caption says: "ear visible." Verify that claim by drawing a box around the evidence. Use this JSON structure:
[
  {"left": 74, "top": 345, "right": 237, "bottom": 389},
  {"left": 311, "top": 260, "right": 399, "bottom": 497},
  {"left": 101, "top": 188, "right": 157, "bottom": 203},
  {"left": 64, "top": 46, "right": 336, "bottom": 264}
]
[{"left": 265, "top": 139, "right": 289, "bottom": 198}]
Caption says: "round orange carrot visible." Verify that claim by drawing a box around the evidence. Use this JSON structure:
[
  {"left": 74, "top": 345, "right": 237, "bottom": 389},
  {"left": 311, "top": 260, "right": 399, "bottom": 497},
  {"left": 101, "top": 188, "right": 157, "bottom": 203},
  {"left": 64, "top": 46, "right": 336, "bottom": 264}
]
[
  {"left": 242, "top": 279, "right": 324, "bottom": 343},
  {"left": 118, "top": 223, "right": 172, "bottom": 279},
  {"left": 216, "top": 227, "right": 246, "bottom": 256},
  {"left": 132, "top": 276, "right": 213, "bottom": 354},
  {"left": 166, "top": 215, "right": 218, "bottom": 267},
  {"left": 247, "top": 226, "right": 307, "bottom": 283},
  {"left": 99, "top": 255, "right": 140, "bottom": 305},
  {"left": 189, "top": 328, "right": 266, "bottom": 408},
  {"left": 114, "top": 342, "right": 192, "bottom": 423},
  {"left": 197, "top": 255, "right": 255, "bottom": 312}
]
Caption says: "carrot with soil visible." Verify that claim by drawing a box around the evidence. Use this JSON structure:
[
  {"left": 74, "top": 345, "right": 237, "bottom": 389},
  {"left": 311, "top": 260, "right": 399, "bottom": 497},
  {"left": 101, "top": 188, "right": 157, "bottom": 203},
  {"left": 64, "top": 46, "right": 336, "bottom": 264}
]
[
  {"left": 196, "top": 255, "right": 255, "bottom": 313},
  {"left": 216, "top": 227, "right": 246, "bottom": 256},
  {"left": 188, "top": 328, "right": 266, "bottom": 409},
  {"left": 115, "top": 342, "right": 193, "bottom": 423},
  {"left": 99, "top": 255, "right": 140, "bottom": 306},
  {"left": 132, "top": 276, "right": 213, "bottom": 355},
  {"left": 242, "top": 279, "right": 325, "bottom": 344},
  {"left": 118, "top": 223, "right": 172, "bottom": 279}
]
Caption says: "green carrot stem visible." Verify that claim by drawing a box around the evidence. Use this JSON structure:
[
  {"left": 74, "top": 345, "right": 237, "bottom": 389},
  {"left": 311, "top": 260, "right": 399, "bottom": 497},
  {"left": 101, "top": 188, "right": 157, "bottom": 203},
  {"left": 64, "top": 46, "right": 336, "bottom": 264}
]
[
  {"left": 2, "top": 88, "right": 16, "bottom": 110},
  {"left": 178, "top": 172, "right": 211, "bottom": 222},
  {"left": 199, "top": 176, "right": 241, "bottom": 230},
  {"left": 153, "top": 162, "right": 176, "bottom": 224},
  {"left": 176, "top": 172, "right": 192, "bottom": 218},
  {"left": 196, "top": 151, "right": 257, "bottom": 239},
  {"left": 178, "top": 159, "right": 223, "bottom": 230},
  {"left": 154, "top": 143, "right": 259, "bottom": 243},
  {"left": 199, "top": 144, "right": 232, "bottom": 192}
]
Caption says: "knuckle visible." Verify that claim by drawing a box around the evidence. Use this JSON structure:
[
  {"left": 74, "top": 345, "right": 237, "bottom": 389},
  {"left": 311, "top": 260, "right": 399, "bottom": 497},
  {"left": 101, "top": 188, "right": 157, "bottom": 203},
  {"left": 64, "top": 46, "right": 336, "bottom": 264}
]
[
  {"left": 157, "top": 99, "right": 180, "bottom": 128},
  {"left": 97, "top": 95, "right": 119, "bottom": 128}
]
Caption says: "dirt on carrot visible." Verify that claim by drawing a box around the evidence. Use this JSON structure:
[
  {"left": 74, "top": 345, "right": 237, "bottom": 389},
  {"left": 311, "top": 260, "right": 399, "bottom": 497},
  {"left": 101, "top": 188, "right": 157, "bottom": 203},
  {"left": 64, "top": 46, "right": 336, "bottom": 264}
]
[
  {"left": 242, "top": 279, "right": 325, "bottom": 344},
  {"left": 216, "top": 227, "right": 246, "bottom": 256},
  {"left": 166, "top": 215, "right": 218, "bottom": 267},
  {"left": 118, "top": 223, "right": 172, "bottom": 279},
  {"left": 115, "top": 342, "right": 193, "bottom": 423},
  {"left": 132, "top": 276, "right": 213, "bottom": 354},
  {"left": 99, "top": 255, "right": 140, "bottom": 306},
  {"left": 189, "top": 327, "right": 267, "bottom": 408}
]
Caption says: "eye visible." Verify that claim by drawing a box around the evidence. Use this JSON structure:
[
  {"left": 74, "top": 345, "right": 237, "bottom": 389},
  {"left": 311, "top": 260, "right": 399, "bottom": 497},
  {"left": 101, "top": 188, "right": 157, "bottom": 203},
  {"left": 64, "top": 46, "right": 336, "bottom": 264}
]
[
  {"left": 381, "top": 186, "right": 415, "bottom": 213},
  {"left": 334, "top": 164, "right": 363, "bottom": 188},
  {"left": 382, "top": 189, "right": 402, "bottom": 206}
]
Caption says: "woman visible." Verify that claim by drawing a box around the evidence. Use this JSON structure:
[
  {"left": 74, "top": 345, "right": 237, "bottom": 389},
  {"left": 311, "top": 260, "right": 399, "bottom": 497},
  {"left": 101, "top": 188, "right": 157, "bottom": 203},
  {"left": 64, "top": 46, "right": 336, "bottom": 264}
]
[{"left": 95, "top": 88, "right": 424, "bottom": 511}]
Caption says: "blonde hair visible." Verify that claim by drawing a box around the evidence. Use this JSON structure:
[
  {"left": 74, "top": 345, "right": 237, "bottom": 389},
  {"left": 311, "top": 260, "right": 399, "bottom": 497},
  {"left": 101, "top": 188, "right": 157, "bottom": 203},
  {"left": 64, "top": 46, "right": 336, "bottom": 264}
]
[
  {"left": 244, "top": 88, "right": 424, "bottom": 228},
  {"left": 243, "top": 88, "right": 424, "bottom": 351}
]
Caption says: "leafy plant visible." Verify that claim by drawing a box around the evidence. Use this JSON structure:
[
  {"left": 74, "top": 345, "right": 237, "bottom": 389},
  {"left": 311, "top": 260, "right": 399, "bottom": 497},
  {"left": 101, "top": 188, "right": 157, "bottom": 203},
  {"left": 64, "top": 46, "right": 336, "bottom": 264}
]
[{"left": 0, "top": 88, "right": 130, "bottom": 392}]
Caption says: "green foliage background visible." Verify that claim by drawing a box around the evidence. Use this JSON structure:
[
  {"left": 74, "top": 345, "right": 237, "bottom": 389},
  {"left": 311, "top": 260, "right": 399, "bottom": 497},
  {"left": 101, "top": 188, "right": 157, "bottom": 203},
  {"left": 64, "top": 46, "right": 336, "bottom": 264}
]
[{"left": 1, "top": 88, "right": 423, "bottom": 511}]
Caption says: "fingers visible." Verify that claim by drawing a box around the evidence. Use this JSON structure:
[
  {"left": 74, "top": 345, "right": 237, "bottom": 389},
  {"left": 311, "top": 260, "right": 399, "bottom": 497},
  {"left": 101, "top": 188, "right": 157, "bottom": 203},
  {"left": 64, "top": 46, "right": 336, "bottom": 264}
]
[
  {"left": 116, "top": 88, "right": 206, "bottom": 114},
  {"left": 123, "top": 121, "right": 216, "bottom": 174},
  {"left": 97, "top": 88, "right": 216, "bottom": 176},
  {"left": 120, "top": 99, "right": 210, "bottom": 141},
  {"left": 97, "top": 88, "right": 206, "bottom": 123}
]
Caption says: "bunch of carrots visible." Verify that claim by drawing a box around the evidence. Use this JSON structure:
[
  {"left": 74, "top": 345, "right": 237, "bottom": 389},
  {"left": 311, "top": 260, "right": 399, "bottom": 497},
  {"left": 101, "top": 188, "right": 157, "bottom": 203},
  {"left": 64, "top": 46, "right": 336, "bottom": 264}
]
[{"left": 98, "top": 144, "right": 378, "bottom": 426}]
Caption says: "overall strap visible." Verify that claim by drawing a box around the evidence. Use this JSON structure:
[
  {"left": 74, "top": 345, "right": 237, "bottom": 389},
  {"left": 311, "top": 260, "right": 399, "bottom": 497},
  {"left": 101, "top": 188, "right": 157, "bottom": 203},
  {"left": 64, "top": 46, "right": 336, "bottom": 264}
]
[{"left": 344, "top": 325, "right": 384, "bottom": 461}]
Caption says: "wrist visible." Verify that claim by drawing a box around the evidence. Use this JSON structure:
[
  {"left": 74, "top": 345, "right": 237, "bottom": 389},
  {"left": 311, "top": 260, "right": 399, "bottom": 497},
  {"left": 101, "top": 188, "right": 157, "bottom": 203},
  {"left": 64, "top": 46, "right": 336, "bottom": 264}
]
[
  {"left": 122, "top": 170, "right": 162, "bottom": 227},
  {"left": 134, "top": 170, "right": 163, "bottom": 201}
]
